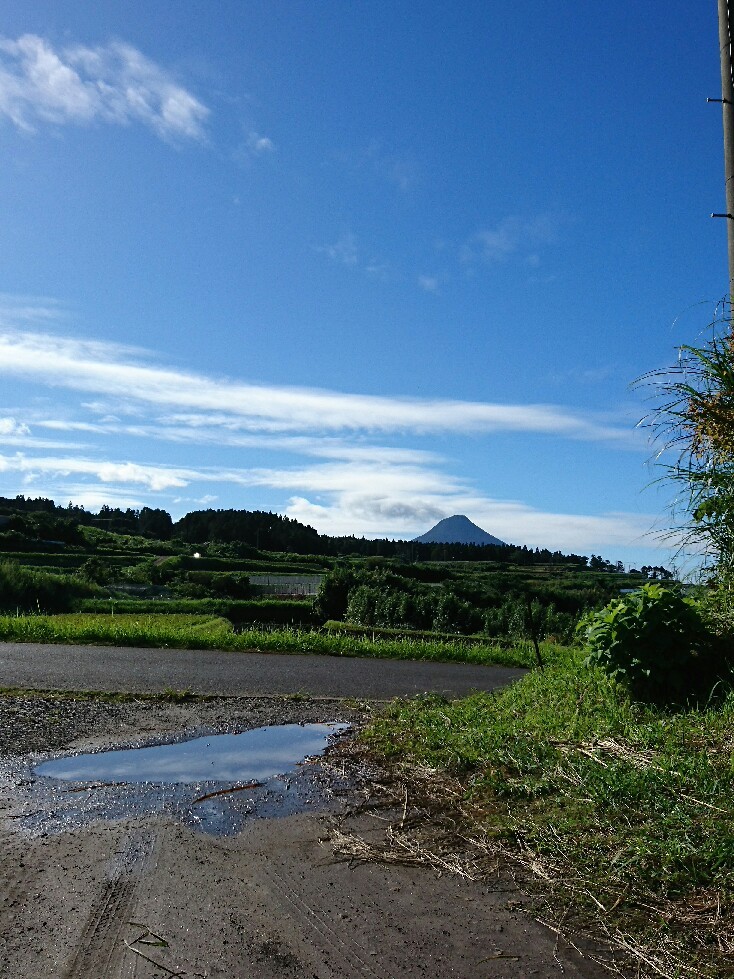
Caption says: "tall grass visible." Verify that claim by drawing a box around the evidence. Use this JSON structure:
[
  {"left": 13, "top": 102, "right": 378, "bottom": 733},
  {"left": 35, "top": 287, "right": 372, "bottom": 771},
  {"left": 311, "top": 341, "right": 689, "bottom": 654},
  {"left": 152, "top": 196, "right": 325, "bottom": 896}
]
[
  {"left": 0, "top": 612, "right": 546, "bottom": 667},
  {"left": 0, "top": 613, "right": 234, "bottom": 646}
]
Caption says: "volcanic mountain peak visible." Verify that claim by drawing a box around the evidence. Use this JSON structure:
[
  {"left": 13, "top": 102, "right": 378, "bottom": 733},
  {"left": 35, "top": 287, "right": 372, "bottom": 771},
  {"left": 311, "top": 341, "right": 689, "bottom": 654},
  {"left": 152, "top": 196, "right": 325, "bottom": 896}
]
[{"left": 413, "top": 514, "right": 507, "bottom": 547}]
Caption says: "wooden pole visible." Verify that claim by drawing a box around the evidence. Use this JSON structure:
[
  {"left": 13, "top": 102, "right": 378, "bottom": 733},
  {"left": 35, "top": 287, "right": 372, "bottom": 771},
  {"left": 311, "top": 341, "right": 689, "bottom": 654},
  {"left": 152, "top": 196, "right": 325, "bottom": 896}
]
[{"left": 717, "top": 0, "right": 734, "bottom": 305}]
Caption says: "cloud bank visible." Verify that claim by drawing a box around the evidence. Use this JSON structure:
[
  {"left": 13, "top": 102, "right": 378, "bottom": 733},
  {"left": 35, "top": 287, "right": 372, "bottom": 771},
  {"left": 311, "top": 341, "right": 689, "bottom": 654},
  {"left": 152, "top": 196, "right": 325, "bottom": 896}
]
[{"left": 0, "top": 328, "right": 635, "bottom": 442}]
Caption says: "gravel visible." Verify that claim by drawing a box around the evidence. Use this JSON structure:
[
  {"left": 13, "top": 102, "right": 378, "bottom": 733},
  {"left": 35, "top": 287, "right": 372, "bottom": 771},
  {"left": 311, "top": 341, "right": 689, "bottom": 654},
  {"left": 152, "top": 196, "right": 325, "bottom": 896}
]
[{"left": 0, "top": 692, "right": 372, "bottom": 758}]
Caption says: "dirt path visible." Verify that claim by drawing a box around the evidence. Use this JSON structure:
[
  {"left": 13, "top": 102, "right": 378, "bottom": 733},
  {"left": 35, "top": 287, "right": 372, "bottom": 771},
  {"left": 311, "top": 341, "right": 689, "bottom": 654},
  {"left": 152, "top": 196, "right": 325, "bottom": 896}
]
[
  {"left": 1, "top": 814, "right": 608, "bottom": 979},
  {"left": 0, "top": 696, "right": 609, "bottom": 979}
]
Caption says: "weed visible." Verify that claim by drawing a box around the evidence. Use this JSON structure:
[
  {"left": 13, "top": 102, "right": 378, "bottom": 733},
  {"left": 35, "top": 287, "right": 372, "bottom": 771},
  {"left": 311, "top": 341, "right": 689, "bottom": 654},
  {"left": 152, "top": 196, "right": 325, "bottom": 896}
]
[{"left": 160, "top": 687, "right": 196, "bottom": 702}]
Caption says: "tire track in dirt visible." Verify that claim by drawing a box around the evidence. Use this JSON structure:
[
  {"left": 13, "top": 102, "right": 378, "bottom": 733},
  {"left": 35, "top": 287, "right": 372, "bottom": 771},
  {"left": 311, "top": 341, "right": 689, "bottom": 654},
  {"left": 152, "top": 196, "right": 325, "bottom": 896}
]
[
  {"left": 258, "top": 856, "right": 400, "bottom": 979},
  {"left": 62, "top": 830, "right": 154, "bottom": 979}
]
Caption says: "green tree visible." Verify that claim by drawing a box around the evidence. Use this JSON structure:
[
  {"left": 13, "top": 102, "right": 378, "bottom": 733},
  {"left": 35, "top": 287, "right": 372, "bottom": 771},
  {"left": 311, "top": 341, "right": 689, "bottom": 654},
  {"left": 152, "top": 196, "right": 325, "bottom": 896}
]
[
  {"left": 314, "top": 564, "right": 360, "bottom": 622},
  {"left": 76, "top": 557, "right": 114, "bottom": 586}
]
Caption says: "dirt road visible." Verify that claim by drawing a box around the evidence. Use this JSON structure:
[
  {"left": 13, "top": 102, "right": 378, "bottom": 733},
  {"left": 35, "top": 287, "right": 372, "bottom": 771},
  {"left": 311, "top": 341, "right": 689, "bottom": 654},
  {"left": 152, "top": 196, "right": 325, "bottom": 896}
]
[{"left": 0, "top": 696, "right": 609, "bottom": 979}]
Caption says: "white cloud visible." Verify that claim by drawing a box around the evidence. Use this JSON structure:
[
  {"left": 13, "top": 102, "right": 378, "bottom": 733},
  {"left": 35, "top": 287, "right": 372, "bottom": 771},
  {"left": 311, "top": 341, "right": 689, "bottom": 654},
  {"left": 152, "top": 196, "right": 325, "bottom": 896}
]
[
  {"left": 0, "top": 310, "right": 660, "bottom": 557},
  {"left": 0, "top": 293, "right": 67, "bottom": 325},
  {"left": 0, "top": 34, "right": 208, "bottom": 141},
  {"left": 0, "top": 433, "right": 658, "bottom": 553},
  {"left": 56, "top": 484, "right": 145, "bottom": 511},
  {"left": 0, "top": 416, "right": 30, "bottom": 437},
  {"left": 0, "top": 329, "right": 639, "bottom": 444},
  {"left": 335, "top": 140, "right": 418, "bottom": 192},
  {"left": 95, "top": 461, "right": 189, "bottom": 491},
  {"left": 0, "top": 452, "right": 194, "bottom": 491},
  {"left": 318, "top": 233, "right": 389, "bottom": 279},
  {"left": 418, "top": 275, "right": 439, "bottom": 293},
  {"left": 285, "top": 486, "right": 657, "bottom": 552},
  {"left": 246, "top": 130, "right": 274, "bottom": 154},
  {"left": 207, "top": 456, "right": 659, "bottom": 552}
]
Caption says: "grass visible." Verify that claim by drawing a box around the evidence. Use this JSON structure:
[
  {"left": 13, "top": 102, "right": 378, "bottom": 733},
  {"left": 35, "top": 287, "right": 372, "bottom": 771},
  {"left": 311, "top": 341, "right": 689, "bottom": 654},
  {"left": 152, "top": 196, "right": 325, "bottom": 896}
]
[
  {"left": 0, "top": 612, "right": 552, "bottom": 667},
  {"left": 322, "top": 618, "right": 515, "bottom": 646},
  {"left": 358, "top": 648, "right": 734, "bottom": 977},
  {"left": 0, "top": 613, "right": 235, "bottom": 646}
]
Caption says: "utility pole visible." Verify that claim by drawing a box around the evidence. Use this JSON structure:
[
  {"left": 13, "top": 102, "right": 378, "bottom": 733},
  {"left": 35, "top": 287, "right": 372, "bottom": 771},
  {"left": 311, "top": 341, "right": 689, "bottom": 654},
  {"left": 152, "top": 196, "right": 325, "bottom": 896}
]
[{"left": 715, "top": 0, "right": 734, "bottom": 304}]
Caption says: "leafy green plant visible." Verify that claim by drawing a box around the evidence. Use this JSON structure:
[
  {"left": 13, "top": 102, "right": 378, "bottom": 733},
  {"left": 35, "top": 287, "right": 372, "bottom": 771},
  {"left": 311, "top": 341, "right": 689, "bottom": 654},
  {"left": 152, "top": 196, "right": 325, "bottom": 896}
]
[
  {"left": 579, "top": 583, "right": 722, "bottom": 702},
  {"left": 313, "top": 564, "right": 361, "bottom": 622},
  {"left": 698, "top": 584, "right": 734, "bottom": 638}
]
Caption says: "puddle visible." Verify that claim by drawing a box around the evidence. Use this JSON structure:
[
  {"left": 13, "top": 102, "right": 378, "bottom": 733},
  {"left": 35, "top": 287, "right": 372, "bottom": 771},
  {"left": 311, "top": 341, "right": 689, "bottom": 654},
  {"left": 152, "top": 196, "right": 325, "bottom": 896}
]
[
  {"left": 5, "top": 723, "right": 352, "bottom": 838},
  {"left": 35, "top": 723, "right": 348, "bottom": 784}
]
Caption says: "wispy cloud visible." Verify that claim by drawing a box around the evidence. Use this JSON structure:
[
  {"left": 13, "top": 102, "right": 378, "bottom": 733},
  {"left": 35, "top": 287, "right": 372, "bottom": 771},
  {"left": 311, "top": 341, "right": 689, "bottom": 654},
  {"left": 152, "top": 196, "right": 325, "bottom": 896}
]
[
  {"left": 0, "top": 328, "right": 638, "bottom": 444},
  {"left": 209, "top": 455, "right": 658, "bottom": 551},
  {"left": 418, "top": 274, "right": 440, "bottom": 294},
  {"left": 333, "top": 140, "right": 418, "bottom": 192},
  {"left": 317, "top": 233, "right": 390, "bottom": 278},
  {"left": 0, "top": 417, "right": 29, "bottom": 437},
  {"left": 0, "top": 305, "right": 660, "bottom": 557},
  {"left": 283, "top": 477, "right": 658, "bottom": 552},
  {"left": 0, "top": 442, "right": 657, "bottom": 553},
  {"left": 318, "top": 232, "right": 359, "bottom": 267},
  {"left": 246, "top": 130, "right": 274, "bottom": 154},
  {"left": 462, "top": 213, "right": 563, "bottom": 266},
  {"left": 0, "top": 452, "right": 195, "bottom": 491},
  {"left": 52, "top": 483, "right": 145, "bottom": 511},
  {"left": 0, "top": 34, "right": 208, "bottom": 141}
]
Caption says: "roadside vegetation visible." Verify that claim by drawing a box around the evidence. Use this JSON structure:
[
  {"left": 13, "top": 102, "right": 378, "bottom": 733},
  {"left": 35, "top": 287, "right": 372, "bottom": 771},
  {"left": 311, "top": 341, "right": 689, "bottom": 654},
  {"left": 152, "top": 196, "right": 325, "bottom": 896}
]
[
  {"left": 354, "top": 318, "right": 734, "bottom": 978},
  {"left": 360, "top": 647, "right": 734, "bottom": 978},
  {"left": 0, "top": 612, "right": 550, "bottom": 668}
]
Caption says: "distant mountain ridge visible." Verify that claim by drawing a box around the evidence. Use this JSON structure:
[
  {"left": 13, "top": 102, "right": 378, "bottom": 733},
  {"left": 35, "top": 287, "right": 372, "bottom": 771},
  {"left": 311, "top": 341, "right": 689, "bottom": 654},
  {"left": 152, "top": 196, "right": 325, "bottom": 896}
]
[{"left": 413, "top": 514, "right": 507, "bottom": 547}]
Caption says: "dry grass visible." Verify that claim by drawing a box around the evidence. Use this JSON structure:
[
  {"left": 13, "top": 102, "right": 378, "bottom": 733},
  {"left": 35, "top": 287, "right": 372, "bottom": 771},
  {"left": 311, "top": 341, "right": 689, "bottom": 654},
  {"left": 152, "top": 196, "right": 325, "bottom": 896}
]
[{"left": 325, "top": 702, "right": 734, "bottom": 979}]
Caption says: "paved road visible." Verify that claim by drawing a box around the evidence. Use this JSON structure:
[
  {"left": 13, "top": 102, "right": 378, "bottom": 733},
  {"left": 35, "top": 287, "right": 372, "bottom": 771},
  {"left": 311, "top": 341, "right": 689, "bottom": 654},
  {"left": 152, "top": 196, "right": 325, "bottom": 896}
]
[{"left": 0, "top": 642, "right": 525, "bottom": 699}]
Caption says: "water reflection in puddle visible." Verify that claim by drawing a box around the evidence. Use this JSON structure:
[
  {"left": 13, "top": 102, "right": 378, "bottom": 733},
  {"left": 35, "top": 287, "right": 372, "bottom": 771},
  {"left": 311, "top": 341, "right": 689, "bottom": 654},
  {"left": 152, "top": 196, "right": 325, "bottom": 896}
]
[
  {"left": 36, "top": 723, "right": 348, "bottom": 784},
  {"left": 11, "top": 723, "right": 351, "bottom": 838}
]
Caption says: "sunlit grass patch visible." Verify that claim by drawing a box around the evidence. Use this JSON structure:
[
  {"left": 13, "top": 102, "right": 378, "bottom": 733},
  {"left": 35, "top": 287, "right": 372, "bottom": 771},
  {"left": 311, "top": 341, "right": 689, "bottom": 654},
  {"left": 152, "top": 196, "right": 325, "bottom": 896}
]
[
  {"left": 0, "top": 613, "right": 554, "bottom": 668},
  {"left": 0, "top": 613, "right": 234, "bottom": 647}
]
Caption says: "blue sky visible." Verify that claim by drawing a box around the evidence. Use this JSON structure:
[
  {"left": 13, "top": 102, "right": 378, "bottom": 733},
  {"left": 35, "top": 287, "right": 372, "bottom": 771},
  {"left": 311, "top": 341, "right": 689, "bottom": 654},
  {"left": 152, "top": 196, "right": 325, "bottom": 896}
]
[{"left": 0, "top": 2, "right": 725, "bottom": 567}]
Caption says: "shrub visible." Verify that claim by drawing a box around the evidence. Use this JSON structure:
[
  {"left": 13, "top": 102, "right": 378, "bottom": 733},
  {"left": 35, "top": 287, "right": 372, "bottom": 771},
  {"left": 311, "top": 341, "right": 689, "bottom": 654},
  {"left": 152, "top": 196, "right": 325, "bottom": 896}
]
[
  {"left": 313, "top": 564, "right": 361, "bottom": 622},
  {"left": 78, "top": 597, "right": 314, "bottom": 626},
  {"left": 579, "top": 583, "right": 725, "bottom": 703},
  {"left": 0, "top": 560, "right": 97, "bottom": 613}
]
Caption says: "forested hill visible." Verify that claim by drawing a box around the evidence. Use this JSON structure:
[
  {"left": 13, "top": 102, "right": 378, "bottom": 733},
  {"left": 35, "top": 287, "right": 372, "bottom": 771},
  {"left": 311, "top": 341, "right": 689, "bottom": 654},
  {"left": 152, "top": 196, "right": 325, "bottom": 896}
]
[
  {"left": 0, "top": 495, "right": 635, "bottom": 570},
  {"left": 174, "top": 508, "right": 320, "bottom": 553}
]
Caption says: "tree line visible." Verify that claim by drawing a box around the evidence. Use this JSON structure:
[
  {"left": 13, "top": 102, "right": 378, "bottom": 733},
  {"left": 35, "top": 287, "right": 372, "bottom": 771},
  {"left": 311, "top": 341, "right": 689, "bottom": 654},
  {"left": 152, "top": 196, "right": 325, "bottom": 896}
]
[{"left": 0, "top": 495, "right": 628, "bottom": 570}]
